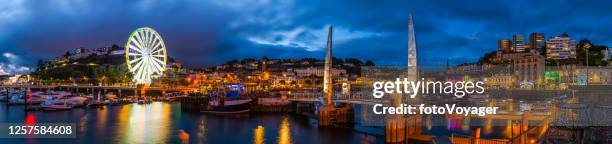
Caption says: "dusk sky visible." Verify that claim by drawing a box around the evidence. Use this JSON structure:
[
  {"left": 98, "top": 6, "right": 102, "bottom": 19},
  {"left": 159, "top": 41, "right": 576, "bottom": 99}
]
[{"left": 1, "top": 0, "right": 611, "bottom": 74}]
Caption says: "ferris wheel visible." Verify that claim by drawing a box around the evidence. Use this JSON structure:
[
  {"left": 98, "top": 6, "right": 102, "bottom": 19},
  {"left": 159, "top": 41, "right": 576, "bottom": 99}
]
[{"left": 125, "top": 27, "right": 167, "bottom": 85}]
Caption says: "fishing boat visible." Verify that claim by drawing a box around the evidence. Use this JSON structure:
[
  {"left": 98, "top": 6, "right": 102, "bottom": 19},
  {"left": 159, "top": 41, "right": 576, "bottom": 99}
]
[
  {"left": 203, "top": 97, "right": 252, "bottom": 114},
  {"left": 202, "top": 89, "right": 252, "bottom": 115}
]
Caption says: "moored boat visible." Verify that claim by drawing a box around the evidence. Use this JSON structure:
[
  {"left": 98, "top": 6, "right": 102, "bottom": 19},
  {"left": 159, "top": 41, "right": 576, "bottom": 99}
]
[
  {"left": 8, "top": 92, "right": 25, "bottom": 105},
  {"left": 66, "top": 96, "right": 88, "bottom": 107},
  {"left": 202, "top": 98, "right": 252, "bottom": 114},
  {"left": 41, "top": 99, "right": 73, "bottom": 111},
  {"left": 136, "top": 97, "right": 151, "bottom": 104},
  {"left": 0, "top": 90, "right": 7, "bottom": 101},
  {"left": 40, "top": 92, "right": 87, "bottom": 110},
  {"left": 27, "top": 91, "right": 69, "bottom": 105},
  {"left": 87, "top": 92, "right": 107, "bottom": 108},
  {"left": 205, "top": 90, "right": 251, "bottom": 114}
]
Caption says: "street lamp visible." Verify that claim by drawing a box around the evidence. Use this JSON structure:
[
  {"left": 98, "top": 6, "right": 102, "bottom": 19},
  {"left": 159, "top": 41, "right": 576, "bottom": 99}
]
[{"left": 584, "top": 43, "right": 591, "bottom": 85}]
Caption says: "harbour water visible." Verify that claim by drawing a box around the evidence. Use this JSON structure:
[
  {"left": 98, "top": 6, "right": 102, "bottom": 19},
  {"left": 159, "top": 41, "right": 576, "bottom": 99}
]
[{"left": 0, "top": 102, "right": 382, "bottom": 144}]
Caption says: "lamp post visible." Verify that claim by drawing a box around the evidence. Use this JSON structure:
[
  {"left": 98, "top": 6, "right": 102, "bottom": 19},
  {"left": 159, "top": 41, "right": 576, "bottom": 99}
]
[{"left": 584, "top": 43, "right": 591, "bottom": 85}]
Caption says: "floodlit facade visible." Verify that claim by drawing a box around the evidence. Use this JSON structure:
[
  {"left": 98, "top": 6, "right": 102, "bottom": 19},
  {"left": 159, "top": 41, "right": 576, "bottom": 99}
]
[
  {"left": 529, "top": 32, "right": 545, "bottom": 53},
  {"left": 546, "top": 36, "right": 577, "bottom": 60},
  {"left": 513, "top": 34, "right": 526, "bottom": 52},
  {"left": 498, "top": 39, "right": 513, "bottom": 53}
]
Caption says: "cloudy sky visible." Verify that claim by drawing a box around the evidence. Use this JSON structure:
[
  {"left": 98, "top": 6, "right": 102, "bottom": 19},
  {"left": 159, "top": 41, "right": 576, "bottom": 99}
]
[{"left": 1, "top": 0, "right": 611, "bottom": 74}]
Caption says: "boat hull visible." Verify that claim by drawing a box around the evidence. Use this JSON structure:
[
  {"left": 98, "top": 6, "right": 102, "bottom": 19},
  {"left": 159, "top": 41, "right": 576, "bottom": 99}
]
[
  {"left": 8, "top": 99, "right": 25, "bottom": 105},
  {"left": 42, "top": 106, "right": 73, "bottom": 111},
  {"left": 87, "top": 103, "right": 106, "bottom": 108},
  {"left": 202, "top": 99, "right": 252, "bottom": 115}
]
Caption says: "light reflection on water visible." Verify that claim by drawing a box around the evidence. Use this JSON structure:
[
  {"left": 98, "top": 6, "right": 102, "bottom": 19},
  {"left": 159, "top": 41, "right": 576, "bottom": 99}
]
[
  {"left": 426, "top": 114, "right": 548, "bottom": 141},
  {"left": 253, "top": 124, "right": 265, "bottom": 144},
  {"left": 277, "top": 116, "right": 292, "bottom": 144},
  {"left": 0, "top": 102, "right": 381, "bottom": 144},
  {"left": 0, "top": 101, "right": 551, "bottom": 143},
  {"left": 117, "top": 102, "right": 171, "bottom": 143}
]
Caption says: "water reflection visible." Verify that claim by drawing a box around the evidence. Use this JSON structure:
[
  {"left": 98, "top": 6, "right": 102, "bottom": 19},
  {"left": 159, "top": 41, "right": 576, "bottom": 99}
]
[
  {"left": 178, "top": 129, "right": 189, "bottom": 144},
  {"left": 0, "top": 102, "right": 381, "bottom": 144},
  {"left": 25, "top": 113, "right": 36, "bottom": 124},
  {"left": 197, "top": 118, "right": 207, "bottom": 144},
  {"left": 253, "top": 124, "right": 265, "bottom": 144},
  {"left": 277, "top": 116, "right": 292, "bottom": 144},
  {"left": 95, "top": 107, "right": 107, "bottom": 135},
  {"left": 118, "top": 102, "right": 171, "bottom": 143},
  {"left": 461, "top": 117, "right": 470, "bottom": 132},
  {"left": 425, "top": 115, "right": 432, "bottom": 130},
  {"left": 78, "top": 113, "right": 88, "bottom": 133},
  {"left": 483, "top": 118, "right": 493, "bottom": 134},
  {"left": 435, "top": 115, "right": 550, "bottom": 142}
]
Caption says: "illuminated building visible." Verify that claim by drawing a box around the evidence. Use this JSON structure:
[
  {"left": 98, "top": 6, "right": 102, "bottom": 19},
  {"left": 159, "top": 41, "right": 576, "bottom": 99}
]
[
  {"left": 544, "top": 65, "right": 577, "bottom": 86},
  {"left": 513, "top": 34, "right": 526, "bottom": 52},
  {"left": 603, "top": 47, "right": 611, "bottom": 61},
  {"left": 498, "top": 39, "right": 513, "bottom": 53},
  {"left": 529, "top": 32, "right": 545, "bottom": 54},
  {"left": 485, "top": 73, "right": 516, "bottom": 89},
  {"left": 492, "top": 51, "right": 545, "bottom": 88},
  {"left": 513, "top": 54, "right": 545, "bottom": 88},
  {"left": 575, "top": 67, "right": 612, "bottom": 85},
  {"left": 270, "top": 72, "right": 297, "bottom": 88},
  {"left": 293, "top": 67, "right": 346, "bottom": 77},
  {"left": 546, "top": 35, "right": 576, "bottom": 60}
]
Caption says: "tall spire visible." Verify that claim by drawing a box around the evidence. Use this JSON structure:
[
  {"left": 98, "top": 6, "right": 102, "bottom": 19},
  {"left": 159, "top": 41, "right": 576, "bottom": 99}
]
[
  {"left": 323, "top": 25, "right": 333, "bottom": 105},
  {"left": 445, "top": 58, "right": 449, "bottom": 68},
  {"left": 408, "top": 14, "right": 418, "bottom": 68},
  {"left": 407, "top": 13, "right": 418, "bottom": 84}
]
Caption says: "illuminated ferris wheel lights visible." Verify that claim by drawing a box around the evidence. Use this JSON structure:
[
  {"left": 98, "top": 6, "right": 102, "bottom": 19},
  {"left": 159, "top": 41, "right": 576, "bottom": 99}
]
[{"left": 125, "top": 27, "right": 167, "bottom": 85}]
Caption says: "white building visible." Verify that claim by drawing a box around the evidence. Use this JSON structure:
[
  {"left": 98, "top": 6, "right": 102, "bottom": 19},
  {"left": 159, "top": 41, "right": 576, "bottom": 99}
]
[
  {"left": 109, "top": 50, "right": 125, "bottom": 56},
  {"left": 546, "top": 36, "right": 577, "bottom": 60},
  {"left": 603, "top": 47, "right": 611, "bottom": 61},
  {"left": 293, "top": 67, "right": 346, "bottom": 77}
]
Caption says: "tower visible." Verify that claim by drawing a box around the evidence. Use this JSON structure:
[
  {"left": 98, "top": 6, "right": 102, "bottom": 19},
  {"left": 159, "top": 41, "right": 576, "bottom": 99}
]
[
  {"left": 319, "top": 25, "right": 337, "bottom": 127},
  {"left": 323, "top": 26, "right": 333, "bottom": 105},
  {"left": 407, "top": 14, "right": 418, "bottom": 75},
  {"left": 407, "top": 13, "right": 419, "bottom": 99},
  {"left": 405, "top": 13, "right": 422, "bottom": 139},
  {"left": 386, "top": 14, "right": 423, "bottom": 143},
  {"left": 498, "top": 39, "right": 512, "bottom": 53},
  {"left": 529, "top": 32, "right": 545, "bottom": 55},
  {"left": 513, "top": 33, "right": 526, "bottom": 52}
]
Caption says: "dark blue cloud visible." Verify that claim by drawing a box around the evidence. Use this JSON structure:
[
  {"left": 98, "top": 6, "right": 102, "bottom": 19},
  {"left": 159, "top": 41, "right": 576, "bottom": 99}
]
[{"left": 1, "top": 0, "right": 611, "bottom": 70}]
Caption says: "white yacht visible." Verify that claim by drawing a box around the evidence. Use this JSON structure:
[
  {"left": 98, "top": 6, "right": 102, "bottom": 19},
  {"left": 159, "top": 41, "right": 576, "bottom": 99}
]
[
  {"left": 41, "top": 92, "right": 87, "bottom": 110},
  {"left": 41, "top": 99, "right": 74, "bottom": 110},
  {"left": 66, "top": 96, "right": 88, "bottom": 107},
  {"left": 26, "top": 91, "right": 49, "bottom": 104},
  {"left": 8, "top": 90, "right": 25, "bottom": 104}
]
